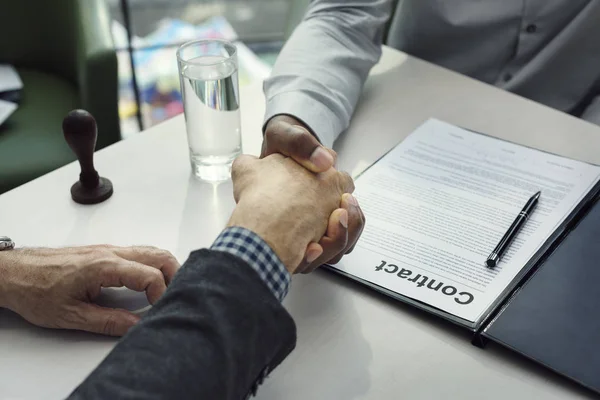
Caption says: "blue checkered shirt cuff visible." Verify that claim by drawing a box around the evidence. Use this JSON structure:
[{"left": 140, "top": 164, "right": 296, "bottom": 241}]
[{"left": 211, "top": 227, "right": 291, "bottom": 302}]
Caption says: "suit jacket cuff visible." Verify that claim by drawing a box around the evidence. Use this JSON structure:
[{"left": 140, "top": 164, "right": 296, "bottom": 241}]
[{"left": 211, "top": 227, "right": 291, "bottom": 302}]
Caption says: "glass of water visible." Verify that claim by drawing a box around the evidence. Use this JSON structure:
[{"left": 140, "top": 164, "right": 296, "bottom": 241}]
[{"left": 177, "top": 39, "right": 242, "bottom": 181}]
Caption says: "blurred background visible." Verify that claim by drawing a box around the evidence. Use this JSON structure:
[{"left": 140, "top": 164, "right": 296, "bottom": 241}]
[
  {"left": 0, "top": 0, "right": 309, "bottom": 194},
  {"left": 107, "top": 0, "right": 308, "bottom": 137}
]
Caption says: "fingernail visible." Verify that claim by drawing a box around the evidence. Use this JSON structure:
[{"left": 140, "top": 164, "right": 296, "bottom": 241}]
[
  {"left": 310, "top": 147, "right": 334, "bottom": 170},
  {"left": 340, "top": 211, "right": 348, "bottom": 228},
  {"left": 306, "top": 248, "right": 322, "bottom": 263}
]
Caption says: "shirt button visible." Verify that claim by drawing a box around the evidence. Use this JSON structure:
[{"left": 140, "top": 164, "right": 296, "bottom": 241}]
[
  {"left": 503, "top": 73, "right": 513, "bottom": 82},
  {"left": 526, "top": 24, "right": 537, "bottom": 33}
]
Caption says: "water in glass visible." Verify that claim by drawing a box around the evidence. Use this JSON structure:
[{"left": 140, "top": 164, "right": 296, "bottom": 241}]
[{"left": 181, "top": 55, "right": 241, "bottom": 181}]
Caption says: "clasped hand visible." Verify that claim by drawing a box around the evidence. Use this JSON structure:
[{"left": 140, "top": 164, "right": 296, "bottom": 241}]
[
  {"left": 230, "top": 150, "right": 364, "bottom": 274},
  {"left": 261, "top": 115, "right": 365, "bottom": 273},
  {"left": 0, "top": 136, "right": 364, "bottom": 336}
]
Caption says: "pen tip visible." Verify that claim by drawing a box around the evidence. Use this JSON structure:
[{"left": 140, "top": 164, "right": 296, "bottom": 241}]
[{"left": 534, "top": 191, "right": 541, "bottom": 199}]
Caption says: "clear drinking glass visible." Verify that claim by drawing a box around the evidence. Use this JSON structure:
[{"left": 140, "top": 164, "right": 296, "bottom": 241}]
[{"left": 177, "top": 39, "right": 242, "bottom": 181}]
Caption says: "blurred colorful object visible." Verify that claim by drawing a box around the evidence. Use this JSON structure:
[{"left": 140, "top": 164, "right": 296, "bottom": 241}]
[{"left": 112, "top": 16, "right": 272, "bottom": 135}]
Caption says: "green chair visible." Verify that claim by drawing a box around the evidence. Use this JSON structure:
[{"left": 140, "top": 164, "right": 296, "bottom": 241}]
[{"left": 0, "top": 0, "right": 120, "bottom": 194}]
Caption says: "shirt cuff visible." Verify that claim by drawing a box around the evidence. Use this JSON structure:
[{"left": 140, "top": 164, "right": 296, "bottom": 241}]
[
  {"left": 210, "top": 227, "right": 291, "bottom": 302},
  {"left": 263, "top": 91, "right": 345, "bottom": 149}
]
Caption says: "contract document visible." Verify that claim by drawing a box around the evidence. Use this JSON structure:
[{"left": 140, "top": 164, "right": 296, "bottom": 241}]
[{"left": 332, "top": 119, "right": 600, "bottom": 327}]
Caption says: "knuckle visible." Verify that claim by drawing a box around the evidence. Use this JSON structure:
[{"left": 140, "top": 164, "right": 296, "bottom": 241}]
[
  {"left": 340, "top": 172, "right": 355, "bottom": 193},
  {"left": 231, "top": 155, "right": 253, "bottom": 182},
  {"left": 350, "top": 210, "right": 364, "bottom": 229},
  {"left": 231, "top": 165, "right": 245, "bottom": 186},
  {"left": 100, "top": 263, "right": 121, "bottom": 282},
  {"left": 92, "top": 255, "right": 119, "bottom": 273},
  {"left": 231, "top": 156, "right": 243, "bottom": 178},
  {"left": 147, "top": 246, "right": 170, "bottom": 258},
  {"left": 168, "top": 256, "right": 180, "bottom": 268},
  {"left": 148, "top": 268, "right": 164, "bottom": 283},
  {"left": 264, "top": 125, "right": 278, "bottom": 141},
  {"left": 103, "top": 315, "right": 118, "bottom": 336},
  {"left": 160, "top": 250, "right": 178, "bottom": 263}
]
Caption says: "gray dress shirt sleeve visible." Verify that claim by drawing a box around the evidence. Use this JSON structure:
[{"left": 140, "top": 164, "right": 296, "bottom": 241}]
[{"left": 263, "top": 0, "right": 393, "bottom": 148}]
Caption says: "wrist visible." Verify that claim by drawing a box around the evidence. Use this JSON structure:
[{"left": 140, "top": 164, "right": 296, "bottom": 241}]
[
  {"left": 227, "top": 201, "right": 309, "bottom": 274},
  {"left": 266, "top": 114, "right": 318, "bottom": 142}
]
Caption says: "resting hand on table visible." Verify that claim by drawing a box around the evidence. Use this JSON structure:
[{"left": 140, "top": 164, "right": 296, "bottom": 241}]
[
  {"left": 261, "top": 114, "right": 365, "bottom": 271},
  {"left": 229, "top": 152, "right": 358, "bottom": 274},
  {"left": 0, "top": 246, "right": 179, "bottom": 336}
]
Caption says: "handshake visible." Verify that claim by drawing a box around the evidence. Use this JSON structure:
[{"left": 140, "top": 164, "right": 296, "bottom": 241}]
[
  {"left": 232, "top": 141, "right": 364, "bottom": 275},
  {"left": 0, "top": 116, "right": 364, "bottom": 336},
  {"left": 2, "top": 116, "right": 367, "bottom": 399}
]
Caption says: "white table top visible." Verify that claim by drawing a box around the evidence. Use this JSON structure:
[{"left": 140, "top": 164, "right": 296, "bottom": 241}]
[{"left": 1, "top": 47, "right": 599, "bottom": 399}]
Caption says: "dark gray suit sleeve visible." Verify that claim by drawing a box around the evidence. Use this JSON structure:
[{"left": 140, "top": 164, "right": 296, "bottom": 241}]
[{"left": 68, "top": 249, "right": 297, "bottom": 400}]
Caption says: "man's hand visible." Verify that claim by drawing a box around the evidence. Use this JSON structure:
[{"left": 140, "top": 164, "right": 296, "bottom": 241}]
[
  {"left": 0, "top": 246, "right": 180, "bottom": 336},
  {"left": 229, "top": 153, "right": 355, "bottom": 274},
  {"left": 262, "top": 114, "right": 365, "bottom": 271},
  {"left": 297, "top": 192, "right": 365, "bottom": 274},
  {"left": 262, "top": 115, "right": 334, "bottom": 173}
]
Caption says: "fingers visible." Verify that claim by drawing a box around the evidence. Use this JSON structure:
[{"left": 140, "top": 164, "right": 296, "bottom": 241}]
[
  {"left": 71, "top": 303, "right": 140, "bottom": 337},
  {"left": 263, "top": 119, "right": 333, "bottom": 173},
  {"left": 297, "top": 193, "right": 365, "bottom": 273},
  {"left": 337, "top": 171, "right": 355, "bottom": 195},
  {"left": 301, "top": 208, "right": 348, "bottom": 274},
  {"left": 100, "top": 260, "right": 168, "bottom": 305},
  {"left": 325, "top": 148, "right": 338, "bottom": 167},
  {"left": 114, "top": 247, "right": 180, "bottom": 284},
  {"left": 304, "top": 242, "right": 324, "bottom": 265},
  {"left": 341, "top": 193, "right": 365, "bottom": 255}
]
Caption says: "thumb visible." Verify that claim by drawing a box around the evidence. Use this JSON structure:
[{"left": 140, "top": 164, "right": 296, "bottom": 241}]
[{"left": 71, "top": 303, "right": 141, "bottom": 337}]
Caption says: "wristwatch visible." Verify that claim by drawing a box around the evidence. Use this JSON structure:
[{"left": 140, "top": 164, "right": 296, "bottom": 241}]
[{"left": 0, "top": 236, "right": 14, "bottom": 251}]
